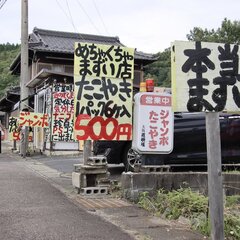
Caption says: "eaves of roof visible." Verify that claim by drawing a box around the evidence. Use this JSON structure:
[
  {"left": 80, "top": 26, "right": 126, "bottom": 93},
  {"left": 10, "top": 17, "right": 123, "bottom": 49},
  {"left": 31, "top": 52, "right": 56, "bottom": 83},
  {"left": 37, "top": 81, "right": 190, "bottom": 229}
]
[
  {"left": 0, "top": 90, "right": 20, "bottom": 112},
  {"left": 26, "top": 69, "right": 73, "bottom": 88},
  {"left": 10, "top": 27, "right": 158, "bottom": 73}
]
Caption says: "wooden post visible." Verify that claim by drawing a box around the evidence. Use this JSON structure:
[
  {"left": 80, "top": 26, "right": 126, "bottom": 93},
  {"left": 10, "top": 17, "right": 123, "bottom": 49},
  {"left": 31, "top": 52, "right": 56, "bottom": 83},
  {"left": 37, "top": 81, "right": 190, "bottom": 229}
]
[
  {"left": 206, "top": 112, "right": 224, "bottom": 240},
  {"left": 83, "top": 140, "right": 91, "bottom": 165}
]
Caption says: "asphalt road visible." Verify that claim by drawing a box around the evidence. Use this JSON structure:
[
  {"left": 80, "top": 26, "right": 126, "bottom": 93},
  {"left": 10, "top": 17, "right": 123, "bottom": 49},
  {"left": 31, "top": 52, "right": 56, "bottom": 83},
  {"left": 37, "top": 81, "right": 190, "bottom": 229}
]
[
  {"left": 0, "top": 152, "right": 133, "bottom": 240},
  {"left": 29, "top": 153, "right": 125, "bottom": 182},
  {"left": 0, "top": 142, "right": 206, "bottom": 240}
]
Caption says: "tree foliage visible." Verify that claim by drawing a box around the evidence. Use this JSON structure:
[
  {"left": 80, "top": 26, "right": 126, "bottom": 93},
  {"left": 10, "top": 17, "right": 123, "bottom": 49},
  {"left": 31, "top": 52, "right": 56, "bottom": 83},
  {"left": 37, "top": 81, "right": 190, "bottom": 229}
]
[
  {"left": 186, "top": 18, "right": 240, "bottom": 44},
  {"left": 144, "top": 48, "right": 171, "bottom": 87},
  {"left": 0, "top": 43, "right": 20, "bottom": 98},
  {"left": 1, "top": 19, "right": 240, "bottom": 95},
  {"left": 145, "top": 18, "right": 240, "bottom": 88}
]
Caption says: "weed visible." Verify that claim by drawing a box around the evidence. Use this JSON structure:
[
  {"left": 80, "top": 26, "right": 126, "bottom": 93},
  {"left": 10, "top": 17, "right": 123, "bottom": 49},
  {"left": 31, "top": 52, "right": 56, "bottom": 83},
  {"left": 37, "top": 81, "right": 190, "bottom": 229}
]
[
  {"left": 138, "top": 188, "right": 240, "bottom": 239},
  {"left": 226, "top": 195, "right": 240, "bottom": 207}
]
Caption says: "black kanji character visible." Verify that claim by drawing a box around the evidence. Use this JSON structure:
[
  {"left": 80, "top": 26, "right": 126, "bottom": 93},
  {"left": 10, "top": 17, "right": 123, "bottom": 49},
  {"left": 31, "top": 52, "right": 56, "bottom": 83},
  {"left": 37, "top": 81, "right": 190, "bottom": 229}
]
[
  {"left": 212, "top": 44, "right": 240, "bottom": 109},
  {"left": 99, "top": 77, "right": 118, "bottom": 100},
  {"left": 119, "top": 79, "right": 131, "bottom": 101},
  {"left": 182, "top": 42, "right": 215, "bottom": 111},
  {"left": 75, "top": 75, "right": 90, "bottom": 100}
]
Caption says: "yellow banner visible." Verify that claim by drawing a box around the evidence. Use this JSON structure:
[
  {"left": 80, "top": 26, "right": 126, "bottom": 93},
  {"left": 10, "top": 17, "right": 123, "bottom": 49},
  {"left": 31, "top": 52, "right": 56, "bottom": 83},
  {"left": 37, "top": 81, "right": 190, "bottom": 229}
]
[
  {"left": 74, "top": 43, "right": 134, "bottom": 141},
  {"left": 8, "top": 117, "right": 33, "bottom": 141},
  {"left": 19, "top": 112, "right": 49, "bottom": 128},
  {"left": 74, "top": 43, "right": 134, "bottom": 80},
  {"left": 74, "top": 76, "right": 132, "bottom": 140}
]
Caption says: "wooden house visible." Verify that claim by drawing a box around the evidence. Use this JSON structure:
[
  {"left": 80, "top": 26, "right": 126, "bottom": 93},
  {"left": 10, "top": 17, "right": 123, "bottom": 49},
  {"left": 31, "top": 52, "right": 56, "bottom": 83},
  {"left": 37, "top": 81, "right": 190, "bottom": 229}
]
[{"left": 8, "top": 27, "right": 157, "bottom": 154}]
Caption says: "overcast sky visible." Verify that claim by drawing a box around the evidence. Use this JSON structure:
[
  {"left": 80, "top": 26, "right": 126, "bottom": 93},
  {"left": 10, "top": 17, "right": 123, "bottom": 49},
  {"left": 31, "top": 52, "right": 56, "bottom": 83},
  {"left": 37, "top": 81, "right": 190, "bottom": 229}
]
[{"left": 0, "top": 0, "right": 240, "bottom": 53}]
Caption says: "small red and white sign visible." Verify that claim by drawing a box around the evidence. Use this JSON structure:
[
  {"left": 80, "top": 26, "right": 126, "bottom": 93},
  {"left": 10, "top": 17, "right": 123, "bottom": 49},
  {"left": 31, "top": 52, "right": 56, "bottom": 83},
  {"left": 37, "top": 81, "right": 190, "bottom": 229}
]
[{"left": 132, "top": 92, "right": 174, "bottom": 154}]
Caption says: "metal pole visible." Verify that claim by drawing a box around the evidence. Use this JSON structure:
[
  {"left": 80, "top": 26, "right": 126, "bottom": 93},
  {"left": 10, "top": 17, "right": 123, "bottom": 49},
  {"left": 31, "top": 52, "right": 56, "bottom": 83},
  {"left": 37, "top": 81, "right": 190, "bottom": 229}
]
[
  {"left": 20, "top": 0, "right": 29, "bottom": 157},
  {"left": 206, "top": 112, "right": 224, "bottom": 240}
]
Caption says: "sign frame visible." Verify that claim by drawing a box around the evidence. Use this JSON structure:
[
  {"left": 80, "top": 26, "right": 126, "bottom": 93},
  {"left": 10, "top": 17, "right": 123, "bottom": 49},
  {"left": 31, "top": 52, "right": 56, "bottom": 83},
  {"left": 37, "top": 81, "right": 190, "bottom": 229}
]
[{"left": 132, "top": 92, "right": 174, "bottom": 154}]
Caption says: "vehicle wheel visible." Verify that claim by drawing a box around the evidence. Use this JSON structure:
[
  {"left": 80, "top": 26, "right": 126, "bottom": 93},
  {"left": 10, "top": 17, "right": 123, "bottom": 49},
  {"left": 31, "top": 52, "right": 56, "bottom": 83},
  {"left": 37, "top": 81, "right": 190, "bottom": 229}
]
[{"left": 123, "top": 145, "right": 141, "bottom": 172}]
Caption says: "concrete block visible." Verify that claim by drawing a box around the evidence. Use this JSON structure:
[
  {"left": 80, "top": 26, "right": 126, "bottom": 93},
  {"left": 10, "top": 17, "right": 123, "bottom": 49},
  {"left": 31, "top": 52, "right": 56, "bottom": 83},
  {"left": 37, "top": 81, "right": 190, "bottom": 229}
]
[
  {"left": 74, "top": 164, "right": 108, "bottom": 174},
  {"left": 87, "top": 156, "right": 107, "bottom": 166},
  {"left": 121, "top": 172, "right": 240, "bottom": 201},
  {"left": 81, "top": 187, "right": 109, "bottom": 196},
  {"left": 140, "top": 165, "right": 170, "bottom": 173},
  {"left": 96, "top": 178, "right": 111, "bottom": 187},
  {"left": 72, "top": 172, "right": 81, "bottom": 188},
  {"left": 72, "top": 172, "right": 87, "bottom": 189}
]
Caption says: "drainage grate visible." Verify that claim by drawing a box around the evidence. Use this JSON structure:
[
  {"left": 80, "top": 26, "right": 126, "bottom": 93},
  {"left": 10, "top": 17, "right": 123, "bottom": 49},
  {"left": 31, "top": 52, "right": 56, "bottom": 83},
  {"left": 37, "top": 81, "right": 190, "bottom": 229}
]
[{"left": 75, "top": 197, "right": 132, "bottom": 210}]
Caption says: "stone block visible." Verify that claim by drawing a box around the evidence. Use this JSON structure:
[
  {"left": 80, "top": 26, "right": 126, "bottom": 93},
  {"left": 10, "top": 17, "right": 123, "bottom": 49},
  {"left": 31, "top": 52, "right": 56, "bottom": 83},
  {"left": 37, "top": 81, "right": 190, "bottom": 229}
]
[
  {"left": 72, "top": 172, "right": 87, "bottom": 189},
  {"left": 87, "top": 156, "right": 107, "bottom": 166},
  {"left": 140, "top": 165, "right": 170, "bottom": 173},
  {"left": 96, "top": 178, "right": 111, "bottom": 187},
  {"left": 74, "top": 164, "right": 108, "bottom": 174},
  {"left": 72, "top": 172, "right": 81, "bottom": 188},
  {"left": 81, "top": 187, "right": 109, "bottom": 196}
]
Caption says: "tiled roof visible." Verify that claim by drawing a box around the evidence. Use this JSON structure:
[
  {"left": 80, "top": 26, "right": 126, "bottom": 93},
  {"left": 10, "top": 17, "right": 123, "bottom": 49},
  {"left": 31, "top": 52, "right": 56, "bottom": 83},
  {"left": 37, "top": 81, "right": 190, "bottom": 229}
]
[
  {"left": 0, "top": 86, "right": 20, "bottom": 112},
  {"left": 28, "top": 27, "right": 156, "bottom": 61},
  {"left": 10, "top": 27, "right": 157, "bottom": 74}
]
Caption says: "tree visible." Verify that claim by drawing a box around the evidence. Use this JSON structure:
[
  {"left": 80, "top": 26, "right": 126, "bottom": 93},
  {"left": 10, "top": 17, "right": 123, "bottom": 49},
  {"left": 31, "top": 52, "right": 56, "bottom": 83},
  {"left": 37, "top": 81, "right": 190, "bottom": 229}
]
[
  {"left": 186, "top": 18, "right": 240, "bottom": 44},
  {"left": 145, "top": 18, "right": 240, "bottom": 88},
  {"left": 0, "top": 44, "right": 20, "bottom": 98},
  {"left": 144, "top": 48, "right": 171, "bottom": 87}
]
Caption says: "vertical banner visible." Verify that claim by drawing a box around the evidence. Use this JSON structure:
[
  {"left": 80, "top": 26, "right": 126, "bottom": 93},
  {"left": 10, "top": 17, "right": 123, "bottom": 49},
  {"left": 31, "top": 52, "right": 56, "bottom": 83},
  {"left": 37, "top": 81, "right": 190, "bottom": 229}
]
[
  {"left": 132, "top": 93, "right": 173, "bottom": 153},
  {"left": 74, "top": 43, "right": 134, "bottom": 141},
  {"left": 52, "top": 83, "right": 74, "bottom": 141}
]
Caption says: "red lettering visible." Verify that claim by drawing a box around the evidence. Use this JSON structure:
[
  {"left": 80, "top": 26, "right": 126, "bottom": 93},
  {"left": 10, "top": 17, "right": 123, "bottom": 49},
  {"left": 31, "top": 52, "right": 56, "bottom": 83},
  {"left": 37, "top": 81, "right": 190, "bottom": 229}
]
[
  {"left": 74, "top": 114, "right": 132, "bottom": 140},
  {"left": 75, "top": 114, "right": 91, "bottom": 140},
  {"left": 103, "top": 118, "right": 118, "bottom": 140},
  {"left": 116, "top": 124, "right": 132, "bottom": 140},
  {"left": 88, "top": 116, "right": 105, "bottom": 140}
]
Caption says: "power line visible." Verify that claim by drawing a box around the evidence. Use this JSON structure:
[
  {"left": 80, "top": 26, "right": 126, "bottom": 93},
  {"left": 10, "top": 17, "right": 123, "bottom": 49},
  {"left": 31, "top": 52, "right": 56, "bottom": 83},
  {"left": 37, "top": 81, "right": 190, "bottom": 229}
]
[
  {"left": 55, "top": 0, "right": 85, "bottom": 40},
  {"left": 92, "top": 0, "right": 109, "bottom": 35},
  {"left": 0, "top": 0, "right": 7, "bottom": 10},
  {"left": 65, "top": 0, "right": 77, "bottom": 32},
  {"left": 55, "top": 0, "right": 77, "bottom": 32},
  {"left": 75, "top": 0, "right": 101, "bottom": 34}
]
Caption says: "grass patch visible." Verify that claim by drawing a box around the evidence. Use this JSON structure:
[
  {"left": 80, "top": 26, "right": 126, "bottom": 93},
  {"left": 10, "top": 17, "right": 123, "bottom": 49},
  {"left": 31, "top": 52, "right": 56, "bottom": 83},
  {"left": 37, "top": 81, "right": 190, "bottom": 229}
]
[{"left": 138, "top": 188, "right": 240, "bottom": 239}]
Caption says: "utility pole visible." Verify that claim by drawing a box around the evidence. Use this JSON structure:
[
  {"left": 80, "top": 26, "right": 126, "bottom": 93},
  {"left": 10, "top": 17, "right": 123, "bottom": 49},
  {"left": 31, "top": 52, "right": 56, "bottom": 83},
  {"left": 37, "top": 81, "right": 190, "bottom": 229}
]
[{"left": 20, "top": 0, "right": 29, "bottom": 157}]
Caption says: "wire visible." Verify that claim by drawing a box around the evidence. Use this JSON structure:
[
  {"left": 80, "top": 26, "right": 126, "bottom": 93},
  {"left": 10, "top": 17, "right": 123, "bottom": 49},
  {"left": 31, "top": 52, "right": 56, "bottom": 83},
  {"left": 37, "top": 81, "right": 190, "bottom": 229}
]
[
  {"left": 0, "top": 0, "right": 7, "bottom": 10},
  {"left": 55, "top": 0, "right": 85, "bottom": 40},
  {"left": 75, "top": 0, "right": 101, "bottom": 34},
  {"left": 55, "top": 0, "right": 77, "bottom": 32},
  {"left": 65, "top": 0, "right": 77, "bottom": 33},
  {"left": 92, "top": 0, "right": 109, "bottom": 35}
]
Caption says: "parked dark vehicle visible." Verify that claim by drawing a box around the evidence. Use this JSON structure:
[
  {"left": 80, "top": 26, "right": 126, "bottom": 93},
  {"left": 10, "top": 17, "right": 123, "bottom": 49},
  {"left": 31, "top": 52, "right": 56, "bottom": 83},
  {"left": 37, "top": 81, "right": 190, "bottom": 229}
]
[{"left": 93, "top": 112, "right": 240, "bottom": 170}]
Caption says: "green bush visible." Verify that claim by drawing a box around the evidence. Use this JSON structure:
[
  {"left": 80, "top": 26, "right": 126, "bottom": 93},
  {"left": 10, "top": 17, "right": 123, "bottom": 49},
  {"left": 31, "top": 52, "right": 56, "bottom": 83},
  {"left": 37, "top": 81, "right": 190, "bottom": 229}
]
[
  {"left": 138, "top": 188, "right": 240, "bottom": 239},
  {"left": 138, "top": 188, "right": 208, "bottom": 219},
  {"left": 224, "top": 212, "right": 240, "bottom": 239}
]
